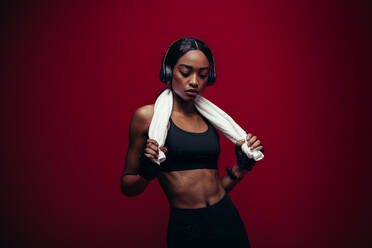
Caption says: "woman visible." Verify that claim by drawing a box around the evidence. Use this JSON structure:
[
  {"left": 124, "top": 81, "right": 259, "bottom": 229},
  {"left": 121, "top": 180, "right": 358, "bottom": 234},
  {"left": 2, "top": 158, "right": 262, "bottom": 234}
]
[{"left": 121, "top": 37, "right": 264, "bottom": 248}]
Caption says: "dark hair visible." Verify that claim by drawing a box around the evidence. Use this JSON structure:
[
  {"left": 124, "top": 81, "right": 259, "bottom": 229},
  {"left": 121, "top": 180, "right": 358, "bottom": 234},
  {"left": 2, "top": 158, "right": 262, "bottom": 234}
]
[{"left": 159, "top": 37, "right": 216, "bottom": 85}]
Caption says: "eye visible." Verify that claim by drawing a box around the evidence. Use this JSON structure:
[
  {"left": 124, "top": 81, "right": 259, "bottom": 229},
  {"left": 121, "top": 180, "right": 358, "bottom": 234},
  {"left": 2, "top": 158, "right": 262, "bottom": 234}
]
[
  {"left": 180, "top": 72, "right": 190, "bottom": 77},
  {"left": 199, "top": 74, "right": 208, "bottom": 79}
]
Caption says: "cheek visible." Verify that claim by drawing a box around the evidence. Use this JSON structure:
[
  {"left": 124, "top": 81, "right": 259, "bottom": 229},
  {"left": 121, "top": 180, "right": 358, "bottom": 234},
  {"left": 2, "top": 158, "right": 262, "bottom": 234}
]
[
  {"left": 172, "top": 74, "right": 184, "bottom": 88},
  {"left": 171, "top": 75, "right": 184, "bottom": 94},
  {"left": 199, "top": 80, "right": 208, "bottom": 92},
  {"left": 199, "top": 86, "right": 207, "bottom": 95}
]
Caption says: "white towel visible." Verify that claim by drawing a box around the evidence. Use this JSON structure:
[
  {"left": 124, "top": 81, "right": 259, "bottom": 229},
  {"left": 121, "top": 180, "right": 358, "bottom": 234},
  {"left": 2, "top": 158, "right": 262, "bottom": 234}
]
[{"left": 148, "top": 88, "right": 264, "bottom": 165}]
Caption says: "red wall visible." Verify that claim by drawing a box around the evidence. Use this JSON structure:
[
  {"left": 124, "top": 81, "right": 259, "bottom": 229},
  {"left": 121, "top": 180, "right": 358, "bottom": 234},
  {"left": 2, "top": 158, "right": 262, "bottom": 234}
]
[{"left": 1, "top": 1, "right": 369, "bottom": 247}]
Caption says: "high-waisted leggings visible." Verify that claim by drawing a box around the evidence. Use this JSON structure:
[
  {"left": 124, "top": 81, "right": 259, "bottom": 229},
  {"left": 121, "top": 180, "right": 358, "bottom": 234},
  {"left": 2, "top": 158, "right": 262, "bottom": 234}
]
[{"left": 166, "top": 193, "right": 251, "bottom": 248}]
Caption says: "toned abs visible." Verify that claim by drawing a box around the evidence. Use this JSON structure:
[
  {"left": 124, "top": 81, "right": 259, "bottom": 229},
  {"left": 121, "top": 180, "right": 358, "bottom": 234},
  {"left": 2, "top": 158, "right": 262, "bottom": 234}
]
[{"left": 140, "top": 104, "right": 226, "bottom": 209}]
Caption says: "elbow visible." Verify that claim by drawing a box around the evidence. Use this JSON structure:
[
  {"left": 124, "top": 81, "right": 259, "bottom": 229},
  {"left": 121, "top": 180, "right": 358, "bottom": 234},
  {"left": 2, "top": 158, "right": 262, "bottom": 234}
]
[
  {"left": 120, "top": 181, "right": 129, "bottom": 196},
  {"left": 121, "top": 186, "right": 144, "bottom": 197},
  {"left": 120, "top": 175, "right": 146, "bottom": 197},
  {"left": 121, "top": 187, "right": 133, "bottom": 197},
  {"left": 120, "top": 183, "right": 138, "bottom": 197},
  {"left": 120, "top": 178, "right": 134, "bottom": 197}
]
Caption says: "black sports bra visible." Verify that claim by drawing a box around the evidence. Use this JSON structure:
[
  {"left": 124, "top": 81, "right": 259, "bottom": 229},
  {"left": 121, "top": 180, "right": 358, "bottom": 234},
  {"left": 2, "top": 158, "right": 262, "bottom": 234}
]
[{"left": 158, "top": 116, "right": 220, "bottom": 172}]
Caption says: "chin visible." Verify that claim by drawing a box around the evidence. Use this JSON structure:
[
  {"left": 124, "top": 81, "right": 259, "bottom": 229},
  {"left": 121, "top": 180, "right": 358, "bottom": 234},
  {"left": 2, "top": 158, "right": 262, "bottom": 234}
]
[
  {"left": 172, "top": 90, "right": 193, "bottom": 102},
  {"left": 181, "top": 95, "right": 196, "bottom": 102}
]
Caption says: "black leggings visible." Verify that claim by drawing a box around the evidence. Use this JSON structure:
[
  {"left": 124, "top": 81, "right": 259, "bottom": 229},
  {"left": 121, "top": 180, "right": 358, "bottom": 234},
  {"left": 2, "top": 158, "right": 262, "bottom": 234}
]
[{"left": 167, "top": 193, "right": 251, "bottom": 248}]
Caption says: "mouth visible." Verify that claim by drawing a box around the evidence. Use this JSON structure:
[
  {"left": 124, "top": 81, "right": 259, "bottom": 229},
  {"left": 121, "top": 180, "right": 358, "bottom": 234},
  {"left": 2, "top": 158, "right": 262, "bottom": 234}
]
[{"left": 185, "top": 89, "right": 199, "bottom": 96}]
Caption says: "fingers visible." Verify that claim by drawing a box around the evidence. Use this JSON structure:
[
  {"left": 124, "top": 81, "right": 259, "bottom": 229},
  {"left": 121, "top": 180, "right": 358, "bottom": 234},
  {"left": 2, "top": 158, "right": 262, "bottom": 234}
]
[
  {"left": 159, "top": 146, "right": 168, "bottom": 153},
  {"left": 147, "top": 139, "right": 158, "bottom": 147},
  {"left": 145, "top": 139, "right": 159, "bottom": 159},
  {"left": 255, "top": 145, "right": 263, "bottom": 151},
  {"left": 143, "top": 153, "right": 154, "bottom": 159},
  {"left": 236, "top": 140, "right": 245, "bottom": 146},
  {"left": 144, "top": 140, "right": 168, "bottom": 159},
  {"left": 145, "top": 147, "right": 158, "bottom": 159},
  {"left": 246, "top": 134, "right": 257, "bottom": 145},
  {"left": 246, "top": 133, "right": 262, "bottom": 150},
  {"left": 251, "top": 140, "right": 261, "bottom": 150}
]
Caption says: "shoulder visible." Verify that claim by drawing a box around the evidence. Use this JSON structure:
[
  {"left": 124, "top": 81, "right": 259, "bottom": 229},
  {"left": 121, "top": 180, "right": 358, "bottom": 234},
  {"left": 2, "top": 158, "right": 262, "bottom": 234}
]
[
  {"left": 133, "top": 104, "right": 154, "bottom": 123},
  {"left": 130, "top": 104, "right": 154, "bottom": 135}
]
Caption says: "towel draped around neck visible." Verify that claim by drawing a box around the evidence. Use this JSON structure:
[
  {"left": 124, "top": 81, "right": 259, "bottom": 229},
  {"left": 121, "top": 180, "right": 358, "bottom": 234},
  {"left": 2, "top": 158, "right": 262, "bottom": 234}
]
[{"left": 148, "top": 88, "right": 264, "bottom": 165}]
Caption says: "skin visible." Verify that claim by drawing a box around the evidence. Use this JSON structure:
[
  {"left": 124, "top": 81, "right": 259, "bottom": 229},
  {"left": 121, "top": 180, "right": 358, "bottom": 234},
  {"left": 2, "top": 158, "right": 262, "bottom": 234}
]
[{"left": 121, "top": 50, "right": 263, "bottom": 208}]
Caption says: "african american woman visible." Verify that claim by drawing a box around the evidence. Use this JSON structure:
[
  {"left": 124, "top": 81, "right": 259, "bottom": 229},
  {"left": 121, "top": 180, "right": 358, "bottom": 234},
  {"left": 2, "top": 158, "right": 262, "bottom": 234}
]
[{"left": 121, "top": 37, "right": 264, "bottom": 248}]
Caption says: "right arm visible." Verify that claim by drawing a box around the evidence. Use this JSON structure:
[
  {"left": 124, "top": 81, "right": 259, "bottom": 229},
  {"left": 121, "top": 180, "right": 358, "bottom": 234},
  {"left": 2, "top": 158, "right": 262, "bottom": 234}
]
[{"left": 120, "top": 105, "right": 153, "bottom": 197}]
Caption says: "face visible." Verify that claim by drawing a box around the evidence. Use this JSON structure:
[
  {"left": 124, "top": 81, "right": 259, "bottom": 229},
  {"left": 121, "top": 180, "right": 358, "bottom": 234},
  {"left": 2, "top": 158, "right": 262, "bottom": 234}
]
[{"left": 171, "top": 50, "right": 210, "bottom": 101}]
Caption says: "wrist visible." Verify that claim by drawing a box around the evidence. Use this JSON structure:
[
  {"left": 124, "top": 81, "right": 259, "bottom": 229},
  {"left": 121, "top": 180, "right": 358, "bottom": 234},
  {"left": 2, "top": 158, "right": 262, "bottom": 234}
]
[
  {"left": 235, "top": 145, "right": 257, "bottom": 171},
  {"left": 232, "top": 164, "right": 248, "bottom": 178},
  {"left": 226, "top": 166, "right": 244, "bottom": 181},
  {"left": 138, "top": 153, "right": 159, "bottom": 181}
]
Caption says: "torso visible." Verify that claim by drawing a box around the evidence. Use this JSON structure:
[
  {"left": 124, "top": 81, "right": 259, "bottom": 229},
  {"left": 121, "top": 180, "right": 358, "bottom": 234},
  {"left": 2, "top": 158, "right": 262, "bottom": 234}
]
[
  {"left": 152, "top": 108, "right": 226, "bottom": 208},
  {"left": 157, "top": 169, "right": 226, "bottom": 208}
]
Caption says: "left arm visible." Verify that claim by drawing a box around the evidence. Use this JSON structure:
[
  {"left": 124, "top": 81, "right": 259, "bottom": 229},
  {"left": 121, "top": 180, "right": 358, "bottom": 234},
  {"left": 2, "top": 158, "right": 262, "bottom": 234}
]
[
  {"left": 220, "top": 164, "right": 249, "bottom": 193},
  {"left": 220, "top": 133, "right": 264, "bottom": 193}
]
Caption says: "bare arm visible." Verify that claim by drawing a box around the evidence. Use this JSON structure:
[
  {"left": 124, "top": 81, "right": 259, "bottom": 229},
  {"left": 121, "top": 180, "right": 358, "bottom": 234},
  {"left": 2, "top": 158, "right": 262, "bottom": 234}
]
[
  {"left": 120, "top": 105, "right": 154, "bottom": 197},
  {"left": 220, "top": 134, "right": 264, "bottom": 193},
  {"left": 220, "top": 164, "right": 249, "bottom": 193}
]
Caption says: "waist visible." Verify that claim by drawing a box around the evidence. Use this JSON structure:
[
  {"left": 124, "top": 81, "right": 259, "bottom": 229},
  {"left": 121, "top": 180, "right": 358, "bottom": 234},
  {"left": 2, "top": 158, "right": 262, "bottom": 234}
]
[
  {"left": 169, "top": 192, "right": 229, "bottom": 213},
  {"left": 157, "top": 169, "right": 226, "bottom": 208}
]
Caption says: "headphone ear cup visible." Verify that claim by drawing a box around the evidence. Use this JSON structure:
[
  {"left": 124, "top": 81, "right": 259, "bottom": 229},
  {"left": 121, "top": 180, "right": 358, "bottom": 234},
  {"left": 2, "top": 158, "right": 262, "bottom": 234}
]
[
  {"left": 160, "top": 64, "right": 166, "bottom": 83},
  {"left": 207, "top": 68, "right": 216, "bottom": 85},
  {"left": 164, "top": 65, "right": 173, "bottom": 84},
  {"left": 207, "top": 52, "right": 216, "bottom": 85}
]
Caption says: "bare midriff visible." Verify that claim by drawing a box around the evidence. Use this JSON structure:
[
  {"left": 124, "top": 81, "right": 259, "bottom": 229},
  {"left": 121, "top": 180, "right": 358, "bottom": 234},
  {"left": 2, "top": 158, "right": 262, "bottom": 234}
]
[{"left": 157, "top": 169, "right": 226, "bottom": 209}]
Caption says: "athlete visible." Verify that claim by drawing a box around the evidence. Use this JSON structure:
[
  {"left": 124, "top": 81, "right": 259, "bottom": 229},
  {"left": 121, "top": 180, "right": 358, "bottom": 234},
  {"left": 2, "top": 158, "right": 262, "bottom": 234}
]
[{"left": 121, "top": 37, "right": 264, "bottom": 248}]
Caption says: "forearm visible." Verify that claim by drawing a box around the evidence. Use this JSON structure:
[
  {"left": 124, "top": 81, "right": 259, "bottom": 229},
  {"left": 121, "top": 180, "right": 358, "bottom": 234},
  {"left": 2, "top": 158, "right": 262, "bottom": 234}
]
[
  {"left": 121, "top": 174, "right": 150, "bottom": 197},
  {"left": 220, "top": 164, "right": 249, "bottom": 193}
]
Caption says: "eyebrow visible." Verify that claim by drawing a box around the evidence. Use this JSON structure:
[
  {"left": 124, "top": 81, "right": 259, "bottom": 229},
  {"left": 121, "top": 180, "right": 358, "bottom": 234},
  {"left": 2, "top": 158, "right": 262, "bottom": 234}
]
[{"left": 178, "top": 64, "right": 209, "bottom": 71}]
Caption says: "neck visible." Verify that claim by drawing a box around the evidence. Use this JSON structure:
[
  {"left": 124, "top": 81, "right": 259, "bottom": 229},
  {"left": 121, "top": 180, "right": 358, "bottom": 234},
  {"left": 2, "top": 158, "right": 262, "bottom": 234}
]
[{"left": 172, "top": 90, "right": 197, "bottom": 115}]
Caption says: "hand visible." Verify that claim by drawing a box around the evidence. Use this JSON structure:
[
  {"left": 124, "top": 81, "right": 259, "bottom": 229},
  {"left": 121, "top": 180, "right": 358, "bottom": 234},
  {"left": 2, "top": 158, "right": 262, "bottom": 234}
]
[
  {"left": 245, "top": 133, "right": 264, "bottom": 153},
  {"left": 235, "top": 133, "right": 264, "bottom": 171},
  {"left": 143, "top": 139, "right": 168, "bottom": 160},
  {"left": 138, "top": 139, "right": 167, "bottom": 181}
]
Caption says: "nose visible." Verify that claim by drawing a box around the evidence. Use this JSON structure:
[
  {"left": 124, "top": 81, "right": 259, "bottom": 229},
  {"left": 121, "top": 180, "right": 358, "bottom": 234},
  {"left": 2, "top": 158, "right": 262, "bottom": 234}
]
[{"left": 189, "top": 73, "right": 199, "bottom": 88}]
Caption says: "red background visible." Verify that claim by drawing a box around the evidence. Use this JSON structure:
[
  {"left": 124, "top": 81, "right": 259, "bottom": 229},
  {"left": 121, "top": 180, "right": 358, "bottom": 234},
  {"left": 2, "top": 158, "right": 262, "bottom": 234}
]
[{"left": 1, "top": 0, "right": 370, "bottom": 247}]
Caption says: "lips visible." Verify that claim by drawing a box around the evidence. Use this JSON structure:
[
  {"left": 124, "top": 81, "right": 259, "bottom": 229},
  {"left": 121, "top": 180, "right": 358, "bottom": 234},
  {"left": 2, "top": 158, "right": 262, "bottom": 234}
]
[
  {"left": 185, "top": 89, "right": 199, "bottom": 93},
  {"left": 185, "top": 89, "right": 199, "bottom": 96}
]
